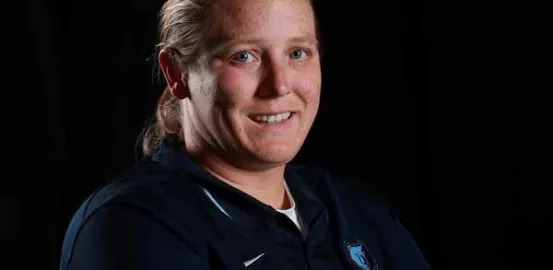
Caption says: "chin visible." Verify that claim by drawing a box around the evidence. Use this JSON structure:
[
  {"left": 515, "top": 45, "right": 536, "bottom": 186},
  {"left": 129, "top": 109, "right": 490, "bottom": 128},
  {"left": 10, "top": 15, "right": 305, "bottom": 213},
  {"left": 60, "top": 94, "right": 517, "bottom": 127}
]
[{"left": 250, "top": 145, "right": 300, "bottom": 167}]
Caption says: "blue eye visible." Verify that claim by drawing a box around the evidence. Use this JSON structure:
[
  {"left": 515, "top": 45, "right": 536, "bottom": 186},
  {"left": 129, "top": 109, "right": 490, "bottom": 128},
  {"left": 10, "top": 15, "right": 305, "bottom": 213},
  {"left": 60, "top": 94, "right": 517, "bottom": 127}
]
[
  {"left": 232, "top": 51, "right": 252, "bottom": 62},
  {"left": 290, "top": 49, "right": 307, "bottom": 60}
]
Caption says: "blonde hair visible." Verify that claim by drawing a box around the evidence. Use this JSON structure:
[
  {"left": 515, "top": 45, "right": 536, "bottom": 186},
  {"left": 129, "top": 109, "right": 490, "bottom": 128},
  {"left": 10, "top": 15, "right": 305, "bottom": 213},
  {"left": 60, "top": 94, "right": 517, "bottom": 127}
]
[{"left": 141, "top": 0, "right": 214, "bottom": 156}]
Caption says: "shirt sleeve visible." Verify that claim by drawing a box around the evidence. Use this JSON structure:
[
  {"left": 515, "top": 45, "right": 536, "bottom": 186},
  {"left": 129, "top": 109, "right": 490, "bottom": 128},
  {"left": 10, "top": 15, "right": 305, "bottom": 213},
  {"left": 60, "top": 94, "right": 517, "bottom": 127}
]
[{"left": 65, "top": 203, "right": 210, "bottom": 270}]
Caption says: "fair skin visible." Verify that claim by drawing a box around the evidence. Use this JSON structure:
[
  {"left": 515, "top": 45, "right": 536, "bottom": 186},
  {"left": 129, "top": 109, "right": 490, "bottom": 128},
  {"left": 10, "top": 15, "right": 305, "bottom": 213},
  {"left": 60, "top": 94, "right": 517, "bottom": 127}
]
[{"left": 159, "top": 0, "right": 321, "bottom": 210}]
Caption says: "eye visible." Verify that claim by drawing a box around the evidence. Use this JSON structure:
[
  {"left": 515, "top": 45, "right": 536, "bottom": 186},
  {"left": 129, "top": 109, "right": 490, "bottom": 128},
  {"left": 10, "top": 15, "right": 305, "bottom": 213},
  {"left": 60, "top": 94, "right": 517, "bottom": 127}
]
[
  {"left": 290, "top": 49, "right": 308, "bottom": 60},
  {"left": 231, "top": 51, "right": 254, "bottom": 63}
]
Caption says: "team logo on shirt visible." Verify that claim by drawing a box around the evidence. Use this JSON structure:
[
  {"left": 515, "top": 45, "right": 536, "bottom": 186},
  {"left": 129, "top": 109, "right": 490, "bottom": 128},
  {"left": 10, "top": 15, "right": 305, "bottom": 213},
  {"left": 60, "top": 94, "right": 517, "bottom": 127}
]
[{"left": 343, "top": 240, "right": 378, "bottom": 270}]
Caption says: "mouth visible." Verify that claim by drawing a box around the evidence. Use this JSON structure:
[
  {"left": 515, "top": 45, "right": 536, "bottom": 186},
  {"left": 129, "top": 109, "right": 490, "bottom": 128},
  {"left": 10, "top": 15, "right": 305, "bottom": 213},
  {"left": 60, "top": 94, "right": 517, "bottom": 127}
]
[{"left": 249, "top": 111, "right": 294, "bottom": 124}]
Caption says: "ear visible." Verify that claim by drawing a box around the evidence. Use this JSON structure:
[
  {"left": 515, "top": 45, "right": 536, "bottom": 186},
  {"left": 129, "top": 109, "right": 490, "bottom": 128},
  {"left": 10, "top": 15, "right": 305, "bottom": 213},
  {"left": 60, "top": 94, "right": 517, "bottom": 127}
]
[{"left": 158, "top": 50, "right": 189, "bottom": 99}]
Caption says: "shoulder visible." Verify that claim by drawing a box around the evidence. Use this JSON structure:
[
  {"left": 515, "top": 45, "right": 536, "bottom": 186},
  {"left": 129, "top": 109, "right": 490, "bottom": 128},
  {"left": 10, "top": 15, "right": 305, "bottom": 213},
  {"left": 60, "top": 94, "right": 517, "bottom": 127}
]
[
  {"left": 60, "top": 159, "right": 211, "bottom": 269},
  {"left": 287, "top": 163, "right": 403, "bottom": 236},
  {"left": 80, "top": 159, "right": 183, "bottom": 217},
  {"left": 65, "top": 158, "right": 205, "bottom": 236},
  {"left": 69, "top": 157, "right": 214, "bottom": 231},
  {"left": 288, "top": 164, "right": 432, "bottom": 269},
  {"left": 287, "top": 163, "right": 391, "bottom": 212},
  {"left": 63, "top": 158, "right": 193, "bottom": 236}
]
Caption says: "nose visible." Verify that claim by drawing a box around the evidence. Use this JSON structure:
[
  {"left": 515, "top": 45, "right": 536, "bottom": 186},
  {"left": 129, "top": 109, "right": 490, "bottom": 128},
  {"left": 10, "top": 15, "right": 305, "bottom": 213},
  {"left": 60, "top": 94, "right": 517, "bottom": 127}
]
[{"left": 257, "top": 59, "right": 291, "bottom": 98}]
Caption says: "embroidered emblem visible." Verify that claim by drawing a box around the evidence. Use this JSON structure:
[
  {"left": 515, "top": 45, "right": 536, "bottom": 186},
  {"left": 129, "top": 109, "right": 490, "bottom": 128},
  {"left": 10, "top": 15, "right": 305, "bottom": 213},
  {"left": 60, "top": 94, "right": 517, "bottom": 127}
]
[{"left": 343, "top": 240, "right": 378, "bottom": 270}]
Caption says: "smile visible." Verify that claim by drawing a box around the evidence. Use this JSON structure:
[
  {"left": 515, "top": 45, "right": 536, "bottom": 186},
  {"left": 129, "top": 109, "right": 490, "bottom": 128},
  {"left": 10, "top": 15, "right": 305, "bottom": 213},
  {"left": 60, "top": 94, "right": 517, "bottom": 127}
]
[{"left": 250, "top": 112, "right": 292, "bottom": 124}]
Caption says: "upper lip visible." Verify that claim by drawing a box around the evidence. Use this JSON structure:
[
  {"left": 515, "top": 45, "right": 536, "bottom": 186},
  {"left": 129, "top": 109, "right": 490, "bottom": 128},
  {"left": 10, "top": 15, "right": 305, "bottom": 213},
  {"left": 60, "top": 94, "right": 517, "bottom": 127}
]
[{"left": 249, "top": 111, "right": 295, "bottom": 116}]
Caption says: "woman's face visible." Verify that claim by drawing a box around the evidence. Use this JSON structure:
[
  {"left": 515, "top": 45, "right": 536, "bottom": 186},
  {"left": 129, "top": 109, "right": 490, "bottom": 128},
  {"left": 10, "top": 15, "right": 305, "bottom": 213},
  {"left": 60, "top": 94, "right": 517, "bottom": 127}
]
[{"left": 184, "top": 0, "right": 321, "bottom": 170}]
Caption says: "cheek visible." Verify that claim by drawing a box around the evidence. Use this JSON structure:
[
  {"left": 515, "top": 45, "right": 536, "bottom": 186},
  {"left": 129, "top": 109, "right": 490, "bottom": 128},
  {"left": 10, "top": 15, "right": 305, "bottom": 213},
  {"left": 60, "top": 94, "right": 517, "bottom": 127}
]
[
  {"left": 215, "top": 69, "right": 258, "bottom": 106},
  {"left": 296, "top": 74, "right": 321, "bottom": 102}
]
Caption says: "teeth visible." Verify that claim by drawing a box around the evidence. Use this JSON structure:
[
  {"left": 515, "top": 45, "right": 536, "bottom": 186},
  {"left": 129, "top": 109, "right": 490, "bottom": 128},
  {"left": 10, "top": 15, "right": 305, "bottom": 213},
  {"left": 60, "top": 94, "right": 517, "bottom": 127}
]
[{"left": 253, "top": 112, "right": 291, "bottom": 123}]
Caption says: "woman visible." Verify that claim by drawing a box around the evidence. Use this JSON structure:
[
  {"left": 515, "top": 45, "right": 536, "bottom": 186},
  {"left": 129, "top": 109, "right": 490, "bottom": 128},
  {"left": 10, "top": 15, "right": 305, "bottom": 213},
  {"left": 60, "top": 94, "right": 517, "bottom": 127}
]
[{"left": 59, "top": 0, "right": 432, "bottom": 269}]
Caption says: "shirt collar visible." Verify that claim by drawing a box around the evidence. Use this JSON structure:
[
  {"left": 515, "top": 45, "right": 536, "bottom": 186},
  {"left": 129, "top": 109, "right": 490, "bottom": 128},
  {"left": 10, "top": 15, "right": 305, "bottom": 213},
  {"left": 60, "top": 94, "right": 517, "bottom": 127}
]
[{"left": 151, "top": 142, "right": 326, "bottom": 227}]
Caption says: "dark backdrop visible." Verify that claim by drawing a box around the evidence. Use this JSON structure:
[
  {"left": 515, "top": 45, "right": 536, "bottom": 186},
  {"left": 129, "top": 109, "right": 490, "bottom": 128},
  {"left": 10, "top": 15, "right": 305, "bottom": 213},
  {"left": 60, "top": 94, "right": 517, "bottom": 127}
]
[{"left": 4, "top": 0, "right": 552, "bottom": 269}]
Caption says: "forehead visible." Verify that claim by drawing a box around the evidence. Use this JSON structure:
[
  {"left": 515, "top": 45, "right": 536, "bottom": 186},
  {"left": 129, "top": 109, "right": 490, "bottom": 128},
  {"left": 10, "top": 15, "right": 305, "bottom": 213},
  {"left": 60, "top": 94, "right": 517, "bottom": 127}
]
[{"left": 209, "top": 0, "right": 316, "bottom": 41}]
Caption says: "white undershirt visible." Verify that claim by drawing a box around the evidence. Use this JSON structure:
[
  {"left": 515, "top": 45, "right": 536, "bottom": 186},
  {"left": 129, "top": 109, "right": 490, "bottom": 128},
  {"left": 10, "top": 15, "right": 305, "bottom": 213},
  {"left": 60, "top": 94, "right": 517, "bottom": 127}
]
[{"left": 276, "top": 180, "right": 308, "bottom": 238}]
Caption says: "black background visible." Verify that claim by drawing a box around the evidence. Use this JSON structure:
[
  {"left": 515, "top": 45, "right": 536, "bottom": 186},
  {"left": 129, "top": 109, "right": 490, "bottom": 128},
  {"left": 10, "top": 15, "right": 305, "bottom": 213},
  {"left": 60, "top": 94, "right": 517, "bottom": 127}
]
[{"left": 3, "top": 0, "right": 552, "bottom": 269}]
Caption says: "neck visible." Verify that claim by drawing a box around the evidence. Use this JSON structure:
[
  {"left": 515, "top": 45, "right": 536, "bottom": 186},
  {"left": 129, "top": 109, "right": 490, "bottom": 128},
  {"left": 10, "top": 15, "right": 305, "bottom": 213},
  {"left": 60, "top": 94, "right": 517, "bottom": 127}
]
[{"left": 186, "top": 147, "right": 291, "bottom": 210}]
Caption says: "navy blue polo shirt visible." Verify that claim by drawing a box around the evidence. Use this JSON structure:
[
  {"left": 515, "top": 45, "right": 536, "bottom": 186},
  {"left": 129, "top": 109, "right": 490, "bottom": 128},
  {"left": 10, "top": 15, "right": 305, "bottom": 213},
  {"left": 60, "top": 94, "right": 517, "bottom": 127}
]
[{"left": 60, "top": 142, "right": 432, "bottom": 270}]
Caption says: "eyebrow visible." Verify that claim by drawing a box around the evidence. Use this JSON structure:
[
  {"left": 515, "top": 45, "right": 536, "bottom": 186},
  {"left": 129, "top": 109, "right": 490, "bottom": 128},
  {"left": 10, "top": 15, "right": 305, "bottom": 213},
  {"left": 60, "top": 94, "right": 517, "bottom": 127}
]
[
  {"left": 289, "top": 34, "right": 319, "bottom": 47},
  {"left": 209, "top": 34, "right": 319, "bottom": 54}
]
